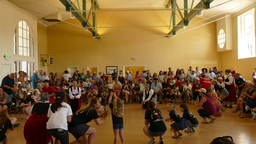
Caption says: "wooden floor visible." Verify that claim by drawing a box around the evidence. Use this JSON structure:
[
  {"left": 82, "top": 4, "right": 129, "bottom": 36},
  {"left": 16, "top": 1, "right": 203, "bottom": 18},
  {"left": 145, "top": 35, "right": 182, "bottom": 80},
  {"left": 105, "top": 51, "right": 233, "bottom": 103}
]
[{"left": 6, "top": 102, "right": 256, "bottom": 144}]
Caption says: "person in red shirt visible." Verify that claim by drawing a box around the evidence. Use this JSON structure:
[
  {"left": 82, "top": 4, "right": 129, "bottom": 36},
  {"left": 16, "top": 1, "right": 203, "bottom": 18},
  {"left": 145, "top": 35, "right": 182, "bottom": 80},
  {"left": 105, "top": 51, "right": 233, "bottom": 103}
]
[
  {"left": 42, "top": 80, "right": 55, "bottom": 103},
  {"left": 200, "top": 74, "right": 211, "bottom": 90}
]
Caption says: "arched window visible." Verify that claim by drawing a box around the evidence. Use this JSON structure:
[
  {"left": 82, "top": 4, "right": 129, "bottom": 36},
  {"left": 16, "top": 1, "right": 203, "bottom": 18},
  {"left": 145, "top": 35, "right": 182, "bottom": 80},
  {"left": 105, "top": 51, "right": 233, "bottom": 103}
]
[{"left": 14, "top": 20, "right": 35, "bottom": 57}]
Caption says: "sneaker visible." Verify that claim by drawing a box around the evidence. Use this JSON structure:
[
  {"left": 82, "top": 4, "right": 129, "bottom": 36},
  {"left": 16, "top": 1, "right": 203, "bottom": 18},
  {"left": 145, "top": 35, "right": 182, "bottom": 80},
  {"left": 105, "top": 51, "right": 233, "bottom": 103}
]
[
  {"left": 184, "top": 129, "right": 194, "bottom": 133},
  {"left": 148, "top": 138, "right": 156, "bottom": 144},
  {"left": 13, "top": 123, "right": 20, "bottom": 127},
  {"left": 159, "top": 138, "right": 164, "bottom": 144},
  {"left": 159, "top": 140, "right": 164, "bottom": 144},
  {"left": 178, "top": 133, "right": 183, "bottom": 137}
]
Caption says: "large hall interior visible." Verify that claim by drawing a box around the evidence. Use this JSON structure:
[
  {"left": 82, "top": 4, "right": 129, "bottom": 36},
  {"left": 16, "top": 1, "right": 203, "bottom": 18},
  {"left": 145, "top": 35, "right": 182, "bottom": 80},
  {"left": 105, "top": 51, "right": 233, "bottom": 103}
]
[{"left": 1, "top": 0, "right": 256, "bottom": 144}]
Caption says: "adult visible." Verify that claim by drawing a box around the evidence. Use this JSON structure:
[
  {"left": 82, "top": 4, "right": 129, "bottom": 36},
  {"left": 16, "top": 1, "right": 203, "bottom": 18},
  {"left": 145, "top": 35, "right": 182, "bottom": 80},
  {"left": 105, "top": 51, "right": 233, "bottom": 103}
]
[
  {"left": 92, "top": 72, "right": 99, "bottom": 82},
  {"left": 112, "top": 79, "right": 121, "bottom": 97},
  {"left": 213, "top": 66, "right": 220, "bottom": 77},
  {"left": 206, "top": 68, "right": 216, "bottom": 80},
  {"left": 192, "top": 77, "right": 201, "bottom": 103},
  {"left": 187, "top": 70, "right": 196, "bottom": 83},
  {"left": 195, "top": 67, "right": 201, "bottom": 77},
  {"left": 24, "top": 92, "right": 51, "bottom": 144},
  {"left": 73, "top": 71, "right": 81, "bottom": 82},
  {"left": 100, "top": 73, "right": 109, "bottom": 82},
  {"left": 111, "top": 69, "right": 118, "bottom": 81},
  {"left": 139, "top": 79, "right": 148, "bottom": 103},
  {"left": 200, "top": 74, "right": 211, "bottom": 90},
  {"left": 69, "top": 81, "right": 82, "bottom": 114},
  {"left": 0, "top": 87, "right": 10, "bottom": 110},
  {"left": 1, "top": 73, "right": 16, "bottom": 101},
  {"left": 31, "top": 70, "right": 42, "bottom": 89},
  {"left": 37, "top": 70, "right": 46, "bottom": 84},
  {"left": 68, "top": 97, "right": 108, "bottom": 144},
  {"left": 47, "top": 92, "right": 72, "bottom": 144},
  {"left": 151, "top": 78, "right": 163, "bottom": 104},
  {"left": 196, "top": 88, "right": 216, "bottom": 124},
  {"left": 143, "top": 101, "right": 166, "bottom": 144},
  {"left": 234, "top": 73, "right": 245, "bottom": 98},
  {"left": 122, "top": 79, "right": 132, "bottom": 104},
  {"left": 158, "top": 71, "right": 164, "bottom": 83},
  {"left": 135, "top": 71, "right": 142, "bottom": 82},
  {"left": 126, "top": 71, "right": 133, "bottom": 84},
  {"left": 62, "top": 70, "right": 72, "bottom": 82},
  {"left": 252, "top": 67, "right": 256, "bottom": 80},
  {"left": 85, "top": 71, "right": 92, "bottom": 79},
  {"left": 142, "top": 71, "right": 148, "bottom": 79},
  {"left": 233, "top": 81, "right": 256, "bottom": 118},
  {"left": 17, "top": 71, "right": 25, "bottom": 87},
  {"left": 187, "top": 66, "right": 193, "bottom": 76},
  {"left": 224, "top": 69, "right": 237, "bottom": 108},
  {"left": 42, "top": 80, "right": 55, "bottom": 104},
  {"left": 212, "top": 80, "right": 229, "bottom": 101},
  {"left": 142, "top": 85, "right": 155, "bottom": 109},
  {"left": 167, "top": 67, "right": 172, "bottom": 75}
]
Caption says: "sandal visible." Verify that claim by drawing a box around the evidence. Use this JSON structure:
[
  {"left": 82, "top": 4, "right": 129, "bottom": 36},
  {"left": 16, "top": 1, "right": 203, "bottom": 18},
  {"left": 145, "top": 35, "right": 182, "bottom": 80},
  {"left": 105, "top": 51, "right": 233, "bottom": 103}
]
[
  {"left": 240, "top": 115, "right": 245, "bottom": 118},
  {"left": 210, "top": 117, "right": 216, "bottom": 123}
]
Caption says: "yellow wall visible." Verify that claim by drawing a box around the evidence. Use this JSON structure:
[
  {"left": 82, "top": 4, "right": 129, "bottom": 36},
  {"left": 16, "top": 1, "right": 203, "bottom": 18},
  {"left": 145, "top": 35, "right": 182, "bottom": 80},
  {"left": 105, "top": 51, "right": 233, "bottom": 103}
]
[
  {"left": 46, "top": 10, "right": 220, "bottom": 76},
  {"left": 37, "top": 23, "right": 48, "bottom": 72},
  {"left": 220, "top": 4, "right": 256, "bottom": 80}
]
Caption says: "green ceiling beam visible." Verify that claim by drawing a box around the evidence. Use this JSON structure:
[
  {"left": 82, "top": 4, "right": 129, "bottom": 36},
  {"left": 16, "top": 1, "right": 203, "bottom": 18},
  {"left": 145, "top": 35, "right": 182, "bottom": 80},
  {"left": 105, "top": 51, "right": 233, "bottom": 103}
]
[
  {"left": 184, "top": 0, "right": 188, "bottom": 16},
  {"left": 167, "top": 0, "right": 214, "bottom": 37},
  {"left": 171, "top": 0, "right": 176, "bottom": 31},
  {"left": 82, "top": 0, "right": 86, "bottom": 18},
  {"left": 59, "top": 0, "right": 100, "bottom": 38}
]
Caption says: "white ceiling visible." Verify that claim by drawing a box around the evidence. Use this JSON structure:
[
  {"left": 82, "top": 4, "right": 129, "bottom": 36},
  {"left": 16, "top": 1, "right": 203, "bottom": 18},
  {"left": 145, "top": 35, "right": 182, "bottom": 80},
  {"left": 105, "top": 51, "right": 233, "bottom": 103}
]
[{"left": 6, "top": 0, "right": 256, "bottom": 30}]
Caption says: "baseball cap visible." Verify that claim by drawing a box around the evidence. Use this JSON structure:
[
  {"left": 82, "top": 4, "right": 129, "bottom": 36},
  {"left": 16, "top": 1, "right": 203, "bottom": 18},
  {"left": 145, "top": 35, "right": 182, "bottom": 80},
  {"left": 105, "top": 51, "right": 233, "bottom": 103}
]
[
  {"left": 198, "top": 88, "right": 207, "bottom": 93},
  {"left": 55, "top": 92, "right": 65, "bottom": 103}
]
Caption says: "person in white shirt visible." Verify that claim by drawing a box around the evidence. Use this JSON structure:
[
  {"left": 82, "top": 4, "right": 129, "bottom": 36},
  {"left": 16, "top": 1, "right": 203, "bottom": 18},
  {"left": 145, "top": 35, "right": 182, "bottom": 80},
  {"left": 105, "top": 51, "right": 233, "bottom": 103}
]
[
  {"left": 195, "top": 67, "right": 201, "bottom": 77},
  {"left": 69, "top": 81, "right": 82, "bottom": 114},
  {"left": 142, "top": 85, "right": 155, "bottom": 109},
  {"left": 62, "top": 70, "right": 72, "bottom": 81},
  {"left": 47, "top": 92, "right": 72, "bottom": 144}
]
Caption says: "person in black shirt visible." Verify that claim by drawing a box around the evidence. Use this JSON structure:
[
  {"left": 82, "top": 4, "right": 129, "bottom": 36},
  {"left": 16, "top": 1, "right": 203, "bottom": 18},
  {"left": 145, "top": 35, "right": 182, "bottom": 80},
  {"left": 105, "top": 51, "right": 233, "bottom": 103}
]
[
  {"left": 0, "top": 109, "right": 13, "bottom": 144},
  {"left": 165, "top": 103, "right": 187, "bottom": 139},
  {"left": 234, "top": 73, "right": 245, "bottom": 98},
  {"left": 212, "top": 80, "right": 229, "bottom": 101},
  {"left": 112, "top": 69, "right": 118, "bottom": 81},
  {"left": 20, "top": 91, "right": 35, "bottom": 119},
  {"left": 180, "top": 104, "right": 198, "bottom": 133},
  {"left": 143, "top": 101, "right": 166, "bottom": 144},
  {"left": 108, "top": 94, "right": 124, "bottom": 144},
  {"left": 165, "top": 89, "right": 176, "bottom": 104},
  {"left": 68, "top": 97, "right": 108, "bottom": 144}
]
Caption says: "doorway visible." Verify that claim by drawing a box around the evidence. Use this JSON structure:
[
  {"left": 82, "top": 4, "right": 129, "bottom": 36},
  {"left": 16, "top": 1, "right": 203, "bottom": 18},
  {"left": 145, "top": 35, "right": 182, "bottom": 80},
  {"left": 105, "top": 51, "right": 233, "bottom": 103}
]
[
  {"left": 1, "top": 64, "right": 11, "bottom": 80},
  {"left": 87, "top": 66, "right": 98, "bottom": 75},
  {"left": 67, "top": 66, "right": 79, "bottom": 76},
  {"left": 123, "top": 65, "right": 146, "bottom": 78}
]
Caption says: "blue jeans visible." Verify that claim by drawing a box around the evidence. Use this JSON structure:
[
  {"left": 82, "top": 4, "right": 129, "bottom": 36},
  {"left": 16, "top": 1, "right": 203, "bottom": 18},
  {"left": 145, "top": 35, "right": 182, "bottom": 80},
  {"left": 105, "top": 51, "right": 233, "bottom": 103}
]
[{"left": 47, "top": 129, "right": 69, "bottom": 144}]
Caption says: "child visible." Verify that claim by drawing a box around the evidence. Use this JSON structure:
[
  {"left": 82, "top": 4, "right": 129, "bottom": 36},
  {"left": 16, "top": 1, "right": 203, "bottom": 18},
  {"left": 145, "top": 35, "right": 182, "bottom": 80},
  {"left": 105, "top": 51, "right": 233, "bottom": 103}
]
[
  {"left": 143, "top": 101, "right": 166, "bottom": 144},
  {"left": 0, "top": 109, "right": 13, "bottom": 144},
  {"left": 180, "top": 104, "right": 198, "bottom": 133},
  {"left": 165, "top": 103, "right": 187, "bottom": 139},
  {"left": 165, "top": 89, "right": 176, "bottom": 104},
  {"left": 108, "top": 93, "right": 124, "bottom": 144}
]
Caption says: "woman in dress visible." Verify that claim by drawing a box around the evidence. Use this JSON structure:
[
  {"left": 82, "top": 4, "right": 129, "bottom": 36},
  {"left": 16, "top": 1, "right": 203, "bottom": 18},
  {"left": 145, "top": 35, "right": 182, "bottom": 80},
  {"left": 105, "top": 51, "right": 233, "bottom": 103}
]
[
  {"left": 224, "top": 69, "right": 237, "bottom": 108},
  {"left": 24, "top": 92, "right": 51, "bottom": 144},
  {"left": 196, "top": 88, "right": 216, "bottom": 124}
]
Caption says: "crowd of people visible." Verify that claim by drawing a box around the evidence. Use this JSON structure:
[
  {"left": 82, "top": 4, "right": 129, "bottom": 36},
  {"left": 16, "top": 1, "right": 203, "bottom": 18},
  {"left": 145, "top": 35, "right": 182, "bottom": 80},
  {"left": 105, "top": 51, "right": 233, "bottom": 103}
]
[{"left": 1, "top": 65, "right": 255, "bottom": 144}]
